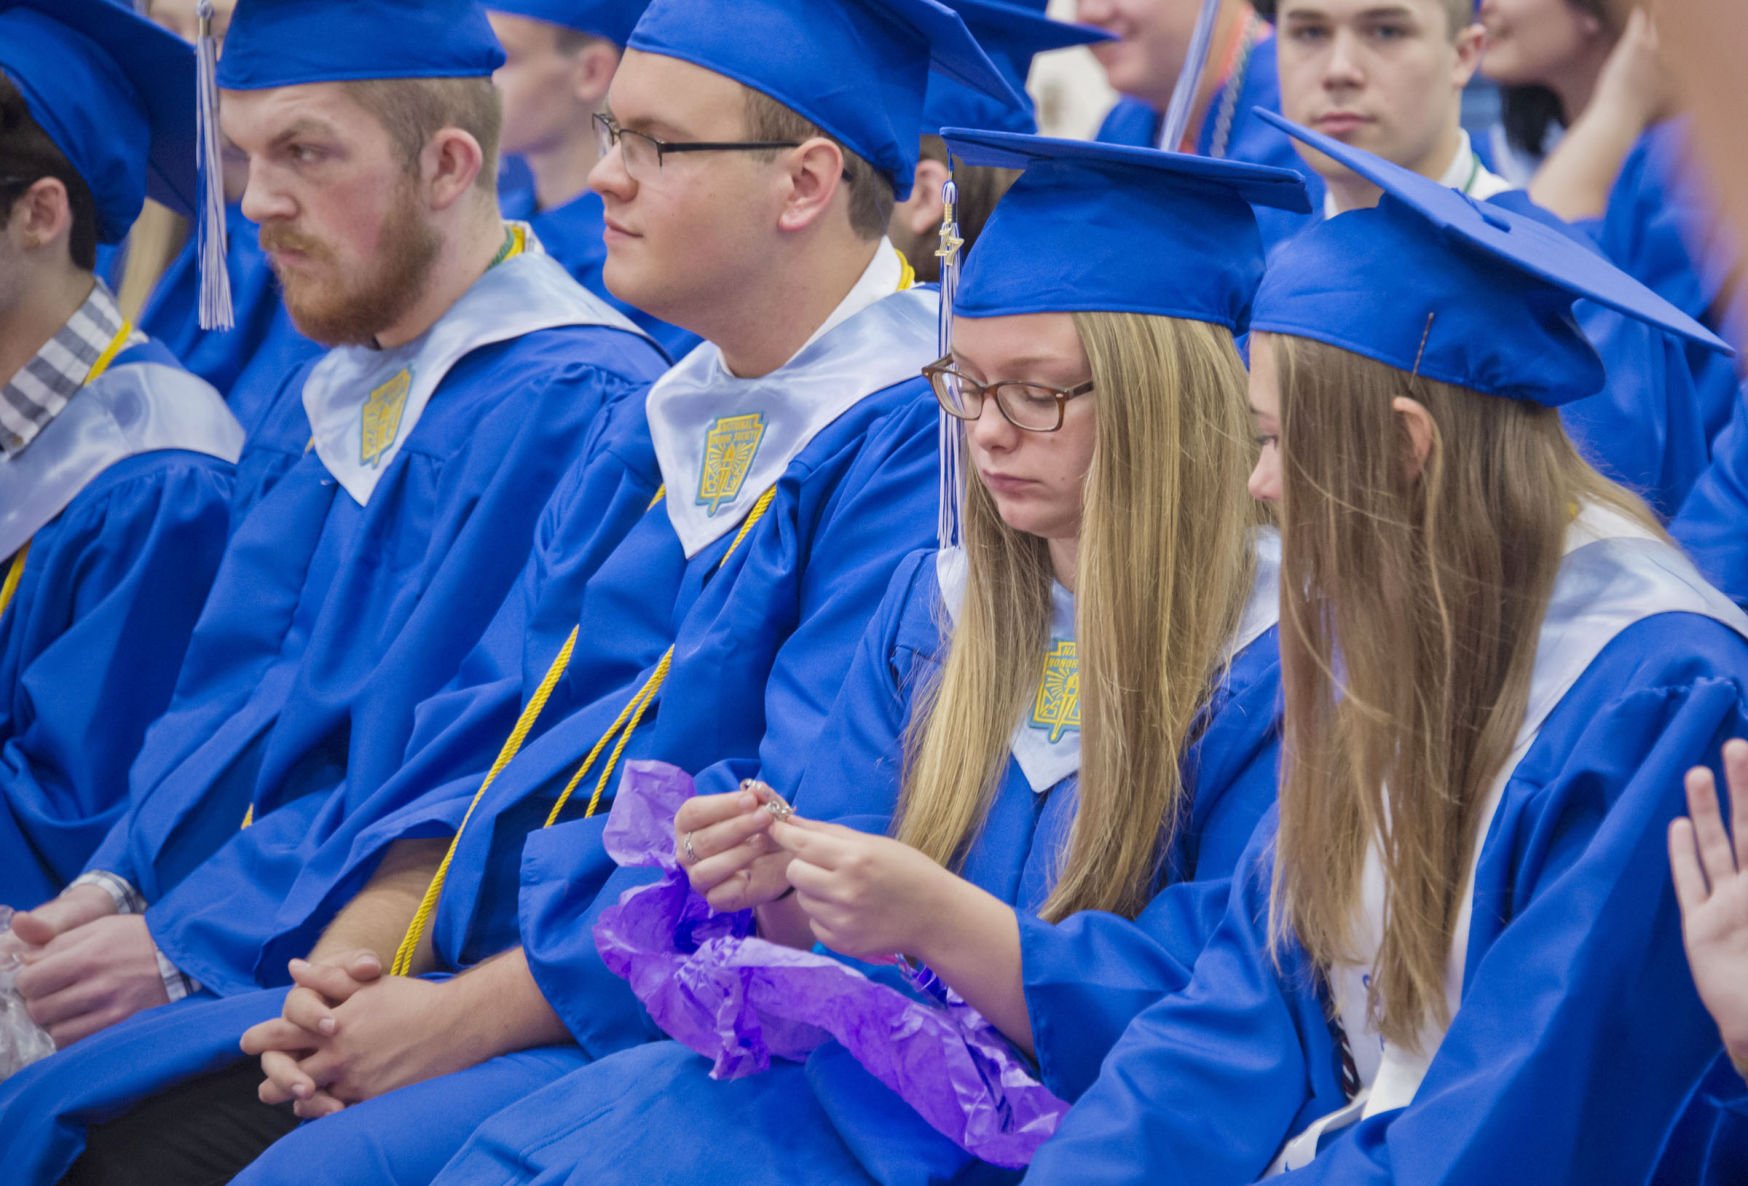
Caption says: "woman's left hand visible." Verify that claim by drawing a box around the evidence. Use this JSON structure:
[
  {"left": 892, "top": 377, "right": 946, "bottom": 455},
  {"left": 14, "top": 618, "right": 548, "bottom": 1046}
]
[{"left": 767, "top": 816, "right": 956, "bottom": 962}]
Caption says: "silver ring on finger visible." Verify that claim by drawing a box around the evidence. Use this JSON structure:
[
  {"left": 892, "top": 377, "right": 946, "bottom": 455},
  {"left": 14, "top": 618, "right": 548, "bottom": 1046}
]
[{"left": 683, "top": 831, "right": 698, "bottom": 863}]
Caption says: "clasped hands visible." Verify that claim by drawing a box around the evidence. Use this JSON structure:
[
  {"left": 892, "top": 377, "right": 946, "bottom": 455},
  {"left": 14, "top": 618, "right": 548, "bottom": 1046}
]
[
  {"left": 4, "top": 884, "right": 166, "bottom": 1048},
  {"left": 239, "top": 952, "right": 469, "bottom": 1118},
  {"left": 676, "top": 781, "right": 957, "bottom": 962}
]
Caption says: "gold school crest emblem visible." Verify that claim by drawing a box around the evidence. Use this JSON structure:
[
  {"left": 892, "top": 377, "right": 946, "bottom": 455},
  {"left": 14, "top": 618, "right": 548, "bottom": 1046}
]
[
  {"left": 360, "top": 367, "right": 412, "bottom": 468},
  {"left": 1030, "top": 640, "right": 1080, "bottom": 743},
  {"left": 697, "top": 412, "right": 766, "bottom": 516}
]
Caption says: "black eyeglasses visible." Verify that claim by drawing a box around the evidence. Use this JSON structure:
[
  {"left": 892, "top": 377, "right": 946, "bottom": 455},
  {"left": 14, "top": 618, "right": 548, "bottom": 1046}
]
[
  {"left": 922, "top": 356, "right": 1096, "bottom": 433},
  {"left": 593, "top": 113, "right": 805, "bottom": 181}
]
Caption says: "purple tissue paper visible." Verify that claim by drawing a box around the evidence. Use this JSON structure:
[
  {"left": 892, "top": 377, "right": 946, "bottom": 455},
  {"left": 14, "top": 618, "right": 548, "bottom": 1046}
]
[{"left": 594, "top": 760, "right": 1068, "bottom": 1167}]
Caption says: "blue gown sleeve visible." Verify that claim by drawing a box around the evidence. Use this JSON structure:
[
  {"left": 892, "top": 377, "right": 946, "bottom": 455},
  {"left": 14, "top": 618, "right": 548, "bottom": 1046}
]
[
  {"left": 1020, "top": 631, "right": 1284, "bottom": 1103},
  {"left": 0, "top": 454, "right": 234, "bottom": 906},
  {"left": 1673, "top": 381, "right": 1748, "bottom": 608},
  {"left": 1703, "top": 1085, "right": 1748, "bottom": 1186},
  {"left": 1026, "top": 624, "right": 1748, "bottom": 1186}
]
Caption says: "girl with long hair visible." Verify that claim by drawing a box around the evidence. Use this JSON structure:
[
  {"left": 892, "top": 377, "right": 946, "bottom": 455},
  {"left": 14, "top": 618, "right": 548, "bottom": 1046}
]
[
  {"left": 420, "top": 132, "right": 1310, "bottom": 1184},
  {"left": 1021, "top": 120, "right": 1748, "bottom": 1186}
]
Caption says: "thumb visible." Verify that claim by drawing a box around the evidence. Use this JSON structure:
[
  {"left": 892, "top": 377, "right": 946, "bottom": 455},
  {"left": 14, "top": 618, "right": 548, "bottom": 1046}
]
[
  {"left": 345, "top": 950, "right": 384, "bottom": 981},
  {"left": 10, "top": 910, "right": 57, "bottom": 948}
]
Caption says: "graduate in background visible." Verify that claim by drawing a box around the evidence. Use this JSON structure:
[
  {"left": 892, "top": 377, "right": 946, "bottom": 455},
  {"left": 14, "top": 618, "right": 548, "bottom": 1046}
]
[
  {"left": 1017, "top": 117, "right": 1748, "bottom": 1186},
  {"left": 1272, "top": 0, "right": 1715, "bottom": 518},
  {"left": 0, "top": 1, "right": 1018, "bottom": 1181},
  {"left": 0, "top": 0, "right": 243, "bottom": 910},
  {"left": 886, "top": 0, "right": 1111, "bottom": 284},
  {"left": 1083, "top": 0, "right": 1321, "bottom": 239},
  {"left": 425, "top": 128, "right": 1307, "bottom": 1186},
  {"left": 2, "top": 0, "right": 667, "bottom": 1072},
  {"left": 486, "top": 0, "right": 701, "bottom": 360}
]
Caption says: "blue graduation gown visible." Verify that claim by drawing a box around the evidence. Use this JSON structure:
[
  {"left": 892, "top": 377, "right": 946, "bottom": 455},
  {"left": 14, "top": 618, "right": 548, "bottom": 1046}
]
[
  {"left": 1489, "top": 190, "right": 1715, "bottom": 518},
  {"left": 1014, "top": 612, "right": 1748, "bottom": 1186},
  {"left": 1700, "top": 1074, "right": 1748, "bottom": 1186},
  {"left": 392, "top": 548, "right": 1282, "bottom": 1186},
  {"left": 1095, "top": 34, "right": 1322, "bottom": 250},
  {"left": 87, "top": 319, "right": 666, "bottom": 991},
  {"left": 149, "top": 382, "right": 669, "bottom": 998},
  {"left": 531, "top": 191, "right": 703, "bottom": 363},
  {"left": 137, "top": 203, "right": 322, "bottom": 433},
  {"left": 1673, "top": 382, "right": 1748, "bottom": 608},
  {"left": 0, "top": 345, "right": 237, "bottom": 907},
  {"left": 0, "top": 282, "right": 942, "bottom": 1185},
  {"left": 1597, "top": 120, "right": 1742, "bottom": 445}
]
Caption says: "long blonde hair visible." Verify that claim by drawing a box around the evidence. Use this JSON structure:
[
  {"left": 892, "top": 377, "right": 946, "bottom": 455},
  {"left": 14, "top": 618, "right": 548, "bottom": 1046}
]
[
  {"left": 1266, "top": 333, "right": 1657, "bottom": 1049},
  {"left": 898, "top": 311, "right": 1258, "bottom": 922}
]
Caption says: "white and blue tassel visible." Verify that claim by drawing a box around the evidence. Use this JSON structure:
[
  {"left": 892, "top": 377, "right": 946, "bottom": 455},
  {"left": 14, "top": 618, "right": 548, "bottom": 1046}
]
[{"left": 195, "top": 0, "right": 233, "bottom": 330}]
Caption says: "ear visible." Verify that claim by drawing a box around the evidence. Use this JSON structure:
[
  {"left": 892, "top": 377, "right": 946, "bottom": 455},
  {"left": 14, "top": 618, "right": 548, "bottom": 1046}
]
[
  {"left": 775, "top": 136, "right": 848, "bottom": 235},
  {"left": 1452, "top": 20, "right": 1487, "bottom": 89},
  {"left": 572, "top": 40, "right": 621, "bottom": 108},
  {"left": 422, "top": 128, "right": 487, "bottom": 212},
  {"left": 898, "top": 157, "right": 951, "bottom": 239},
  {"left": 1391, "top": 395, "right": 1436, "bottom": 480},
  {"left": 9, "top": 177, "right": 73, "bottom": 256}
]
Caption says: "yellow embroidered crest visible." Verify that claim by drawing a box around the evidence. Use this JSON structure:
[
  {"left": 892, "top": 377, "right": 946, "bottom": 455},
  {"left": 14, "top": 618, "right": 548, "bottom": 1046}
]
[
  {"left": 361, "top": 368, "right": 412, "bottom": 468},
  {"left": 697, "top": 412, "right": 766, "bottom": 516},
  {"left": 1030, "top": 640, "right": 1080, "bottom": 743}
]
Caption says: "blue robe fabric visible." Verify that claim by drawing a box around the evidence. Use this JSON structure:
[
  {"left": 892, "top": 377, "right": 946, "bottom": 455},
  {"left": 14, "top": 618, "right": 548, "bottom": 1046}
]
[
  {"left": 1095, "top": 34, "right": 1322, "bottom": 250},
  {"left": 1488, "top": 190, "right": 1715, "bottom": 519},
  {"left": 348, "top": 550, "right": 1284, "bottom": 1186},
  {"left": 1700, "top": 1074, "right": 1748, "bottom": 1186},
  {"left": 1673, "top": 381, "right": 1748, "bottom": 609},
  {"left": 0, "top": 365, "right": 941, "bottom": 1185},
  {"left": 211, "top": 379, "right": 944, "bottom": 1185},
  {"left": 1012, "top": 613, "right": 1748, "bottom": 1186},
  {"left": 137, "top": 204, "right": 322, "bottom": 434},
  {"left": 0, "top": 343, "right": 236, "bottom": 908},
  {"left": 1597, "top": 121, "right": 1743, "bottom": 446},
  {"left": 82, "top": 321, "right": 666, "bottom": 993}
]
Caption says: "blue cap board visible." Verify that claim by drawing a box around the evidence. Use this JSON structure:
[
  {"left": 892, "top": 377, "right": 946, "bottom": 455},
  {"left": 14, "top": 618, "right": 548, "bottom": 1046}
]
[
  {"left": 922, "top": 0, "right": 1112, "bottom": 137},
  {"left": 219, "top": 0, "right": 507, "bottom": 90},
  {"left": 942, "top": 127, "right": 1311, "bottom": 330},
  {"left": 1250, "top": 110, "right": 1733, "bottom": 407},
  {"left": 625, "top": 0, "right": 1022, "bottom": 199},
  {"left": 0, "top": 0, "right": 197, "bottom": 244},
  {"left": 485, "top": 1, "right": 648, "bottom": 47}
]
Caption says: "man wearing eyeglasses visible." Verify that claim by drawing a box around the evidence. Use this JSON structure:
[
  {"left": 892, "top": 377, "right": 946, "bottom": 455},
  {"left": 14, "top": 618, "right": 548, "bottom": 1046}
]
[
  {"left": 0, "top": 0, "right": 1023, "bottom": 1181},
  {"left": 485, "top": 1, "right": 700, "bottom": 360}
]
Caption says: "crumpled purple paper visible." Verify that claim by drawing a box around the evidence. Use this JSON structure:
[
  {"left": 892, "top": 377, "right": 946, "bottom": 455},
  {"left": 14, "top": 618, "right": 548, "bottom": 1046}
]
[{"left": 594, "top": 760, "right": 1067, "bottom": 1168}]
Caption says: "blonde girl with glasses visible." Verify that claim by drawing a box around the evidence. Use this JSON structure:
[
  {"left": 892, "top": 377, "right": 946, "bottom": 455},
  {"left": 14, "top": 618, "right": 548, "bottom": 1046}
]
[{"left": 422, "top": 130, "right": 1312, "bottom": 1184}]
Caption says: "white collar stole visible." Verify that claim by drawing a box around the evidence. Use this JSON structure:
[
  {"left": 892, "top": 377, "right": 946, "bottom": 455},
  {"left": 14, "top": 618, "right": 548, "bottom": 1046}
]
[
  {"left": 0, "top": 360, "right": 242, "bottom": 561},
  {"left": 648, "top": 243, "right": 934, "bottom": 558},
  {"left": 302, "top": 225, "right": 648, "bottom": 507},
  {"left": 934, "top": 529, "right": 1281, "bottom": 795}
]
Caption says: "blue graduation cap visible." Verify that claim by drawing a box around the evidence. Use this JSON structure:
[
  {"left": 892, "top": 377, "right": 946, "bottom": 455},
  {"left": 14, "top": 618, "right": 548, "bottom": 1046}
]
[
  {"left": 485, "top": 1, "right": 648, "bottom": 47},
  {"left": 1250, "top": 109, "right": 1733, "bottom": 406},
  {"left": 922, "top": 0, "right": 1113, "bottom": 137},
  {"left": 0, "top": 0, "right": 197, "bottom": 244},
  {"left": 625, "top": 0, "right": 1023, "bottom": 199},
  {"left": 218, "top": 0, "right": 507, "bottom": 90},
  {"left": 942, "top": 127, "right": 1312, "bottom": 329}
]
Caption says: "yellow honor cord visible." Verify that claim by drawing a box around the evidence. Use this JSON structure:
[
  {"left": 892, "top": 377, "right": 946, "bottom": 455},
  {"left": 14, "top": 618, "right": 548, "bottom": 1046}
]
[
  {"left": 0, "top": 542, "right": 30, "bottom": 623},
  {"left": 1, "top": 322, "right": 135, "bottom": 627},
  {"left": 388, "top": 483, "right": 776, "bottom": 977},
  {"left": 84, "top": 321, "right": 133, "bottom": 388}
]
